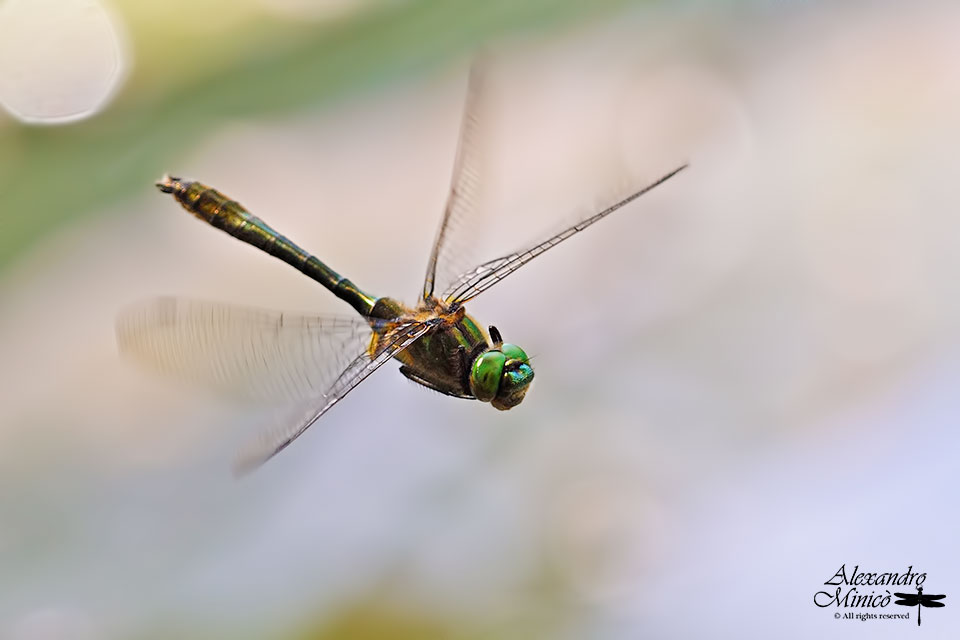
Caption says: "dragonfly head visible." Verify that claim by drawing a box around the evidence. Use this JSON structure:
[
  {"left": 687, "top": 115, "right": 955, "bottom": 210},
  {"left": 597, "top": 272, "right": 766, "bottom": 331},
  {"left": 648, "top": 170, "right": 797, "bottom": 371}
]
[{"left": 470, "top": 325, "right": 534, "bottom": 410}]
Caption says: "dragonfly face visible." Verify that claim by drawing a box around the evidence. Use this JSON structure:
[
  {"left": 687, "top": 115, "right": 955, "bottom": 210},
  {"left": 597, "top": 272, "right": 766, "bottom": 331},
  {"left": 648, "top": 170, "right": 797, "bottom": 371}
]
[
  {"left": 469, "top": 328, "right": 533, "bottom": 410},
  {"left": 119, "top": 61, "right": 687, "bottom": 472}
]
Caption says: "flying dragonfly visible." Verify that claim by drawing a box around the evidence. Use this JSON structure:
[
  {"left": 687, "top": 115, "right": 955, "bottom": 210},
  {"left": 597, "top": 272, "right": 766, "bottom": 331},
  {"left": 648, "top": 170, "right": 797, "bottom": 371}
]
[
  {"left": 894, "top": 586, "right": 946, "bottom": 626},
  {"left": 117, "top": 64, "right": 688, "bottom": 473}
]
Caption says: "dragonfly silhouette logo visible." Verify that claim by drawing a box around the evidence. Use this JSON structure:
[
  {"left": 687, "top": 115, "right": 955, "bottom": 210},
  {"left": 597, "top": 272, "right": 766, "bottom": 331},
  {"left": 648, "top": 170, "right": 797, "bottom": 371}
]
[
  {"left": 814, "top": 564, "right": 947, "bottom": 626},
  {"left": 894, "top": 587, "right": 947, "bottom": 627}
]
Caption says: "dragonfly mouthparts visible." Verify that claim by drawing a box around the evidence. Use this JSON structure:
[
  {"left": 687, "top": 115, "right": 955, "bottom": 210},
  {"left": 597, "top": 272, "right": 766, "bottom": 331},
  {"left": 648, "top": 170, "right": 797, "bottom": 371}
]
[{"left": 156, "top": 174, "right": 183, "bottom": 194}]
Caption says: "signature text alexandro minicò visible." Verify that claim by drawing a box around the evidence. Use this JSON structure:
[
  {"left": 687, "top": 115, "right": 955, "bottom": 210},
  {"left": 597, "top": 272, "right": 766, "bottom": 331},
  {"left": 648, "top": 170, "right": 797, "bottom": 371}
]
[{"left": 814, "top": 564, "right": 925, "bottom": 608}]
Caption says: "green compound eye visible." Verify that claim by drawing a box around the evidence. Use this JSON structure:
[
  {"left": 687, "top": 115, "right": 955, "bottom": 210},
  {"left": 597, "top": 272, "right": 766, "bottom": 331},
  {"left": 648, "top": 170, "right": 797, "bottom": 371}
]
[
  {"left": 500, "top": 343, "right": 528, "bottom": 364},
  {"left": 491, "top": 360, "right": 534, "bottom": 411},
  {"left": 470, "top": 350, "right": 506, "bottom": 403}
]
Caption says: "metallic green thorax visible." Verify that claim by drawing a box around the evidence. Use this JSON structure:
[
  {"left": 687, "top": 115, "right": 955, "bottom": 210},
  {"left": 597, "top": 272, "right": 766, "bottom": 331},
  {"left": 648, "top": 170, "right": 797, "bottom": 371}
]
[
  {"left": 370, "top": 296, "right": 495, "bottom": 400},
  {"left": 159, "top": 177, "right": 376, "bottom": 317}
]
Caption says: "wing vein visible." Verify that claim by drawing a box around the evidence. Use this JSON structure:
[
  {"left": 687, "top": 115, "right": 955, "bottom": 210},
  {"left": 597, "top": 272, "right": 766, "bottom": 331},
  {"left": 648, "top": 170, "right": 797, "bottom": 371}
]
[
  {"left": 233, "top": 319, "right": 436, "bottom": 474},
  {"left": 444, "top": 164, "right": 689, "bottom": 304}
]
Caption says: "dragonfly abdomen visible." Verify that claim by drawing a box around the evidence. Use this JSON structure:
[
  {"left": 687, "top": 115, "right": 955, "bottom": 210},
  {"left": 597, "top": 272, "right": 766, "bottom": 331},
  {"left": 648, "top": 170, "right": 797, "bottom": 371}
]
[{"left": 157, "top": 176, "right": 376, "bottom": 316}]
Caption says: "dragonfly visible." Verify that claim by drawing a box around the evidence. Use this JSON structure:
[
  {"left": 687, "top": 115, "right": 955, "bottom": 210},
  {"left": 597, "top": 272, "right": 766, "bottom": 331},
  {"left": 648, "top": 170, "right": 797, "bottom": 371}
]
[
  {"left": 894, "top": 586, "right": 946, "bottom": 626},
  {"left": 117, "top": 64, "right": 688, "bottom": 473}
]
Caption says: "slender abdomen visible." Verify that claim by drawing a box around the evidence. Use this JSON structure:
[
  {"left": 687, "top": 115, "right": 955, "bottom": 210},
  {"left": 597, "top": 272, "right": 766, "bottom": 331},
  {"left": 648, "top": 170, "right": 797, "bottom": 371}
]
[{"left": 157, "top": 175, "right": 376, "bottom": 316}]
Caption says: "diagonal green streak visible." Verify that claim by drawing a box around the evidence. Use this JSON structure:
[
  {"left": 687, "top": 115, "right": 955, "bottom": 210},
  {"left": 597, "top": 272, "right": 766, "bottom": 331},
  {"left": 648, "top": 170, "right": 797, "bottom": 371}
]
[{"left": 0, "top": 0, "right": 653, "bottom": 272}]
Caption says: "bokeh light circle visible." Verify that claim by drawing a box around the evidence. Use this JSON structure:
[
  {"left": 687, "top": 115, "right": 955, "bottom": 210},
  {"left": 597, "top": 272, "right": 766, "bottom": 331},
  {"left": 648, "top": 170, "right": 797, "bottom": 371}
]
[{"left": 0, "top": 0, "right": 127, "bottom": 124}]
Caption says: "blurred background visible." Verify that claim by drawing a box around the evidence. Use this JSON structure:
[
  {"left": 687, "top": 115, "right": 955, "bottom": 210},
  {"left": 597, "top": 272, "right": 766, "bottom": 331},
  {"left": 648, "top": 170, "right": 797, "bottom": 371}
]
[{"left": 2, "top": 0, "right": 959, "bottom": 638}]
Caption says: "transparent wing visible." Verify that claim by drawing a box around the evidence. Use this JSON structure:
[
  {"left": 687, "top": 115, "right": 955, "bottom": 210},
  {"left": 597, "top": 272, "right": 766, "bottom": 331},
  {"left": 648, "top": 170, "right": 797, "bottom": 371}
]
[
  {"left": 233, "top": 318, "right": 436, "bottom": 474},
  {"left": 116, "top": 297, "right": 375, "bottom": 404},
  {"left": 422, "top": 58, "right": 491, "bottom": 301},
  {"left": 443, "top": 164, "right": 689, "bottom": 304}
]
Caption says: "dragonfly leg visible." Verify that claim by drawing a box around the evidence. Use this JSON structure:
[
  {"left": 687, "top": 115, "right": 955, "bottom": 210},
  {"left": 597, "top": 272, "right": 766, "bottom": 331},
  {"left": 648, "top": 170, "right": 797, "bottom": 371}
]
[{"left": 399, "top": 365, "right": 475, "bottom": 399}]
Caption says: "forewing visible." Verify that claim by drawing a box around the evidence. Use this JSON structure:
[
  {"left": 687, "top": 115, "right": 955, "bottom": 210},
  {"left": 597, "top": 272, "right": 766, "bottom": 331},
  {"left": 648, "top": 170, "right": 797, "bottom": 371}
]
[
  {"left": 422, "top": 59, "right": 492, "bottom": 301},
  {"left": 233, "top": 319, "right": 435, "bottom": 474},
  {"left": 443, "top": 164, "right": 689, "bottom": 304},
  {"left": 921, "top": 594, "right": 946, "bottom": 607},
  {"left": 894, "top": 594, "right": 920, "bottom": 605},
  {"left": 116, "top": 297, "right": 373, "bottom": 404}
]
